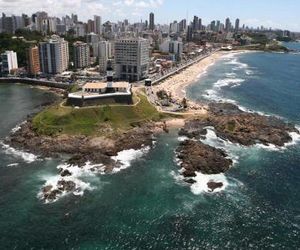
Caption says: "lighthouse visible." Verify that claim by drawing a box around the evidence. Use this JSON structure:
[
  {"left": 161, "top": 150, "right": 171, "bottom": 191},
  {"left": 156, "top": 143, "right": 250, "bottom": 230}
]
[{"left": 106, "top": 59, "right": 114, "bottom": 82}]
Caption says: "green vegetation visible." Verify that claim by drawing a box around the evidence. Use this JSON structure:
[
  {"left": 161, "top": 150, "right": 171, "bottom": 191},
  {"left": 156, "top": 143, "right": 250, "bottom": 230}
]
[
  {"left": 234, "top": 42, "right": 289, "bottom": 53},
  {"left": 226, "top": 120, "right": 236, "bottom": 132},
  {"left": 0, "top": 30, "right": 44, "bottom": 67},
  {"left": 32, "top": 94, "right": 166, "bottom": 136},
  {"left": 67, "top": 84, "right": 80, "bottom": 93},
  {"left": 247, "top": 33, "right": 269, "bottom": 45}
]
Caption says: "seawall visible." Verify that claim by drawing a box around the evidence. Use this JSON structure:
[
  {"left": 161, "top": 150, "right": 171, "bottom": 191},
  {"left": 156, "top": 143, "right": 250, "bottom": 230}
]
[{"left": 0, "top": 77, "right": 70, "bottom": 90}]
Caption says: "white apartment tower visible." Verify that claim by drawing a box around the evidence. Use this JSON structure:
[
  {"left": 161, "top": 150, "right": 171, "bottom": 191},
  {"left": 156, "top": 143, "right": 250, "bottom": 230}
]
[
  {"left": 0, "top": 50, "right": 18, "bottom": 74},
  {"left": 114, "top": 38, "right": 149, "bottom": 81},
  {"left": 98, "top": 41, "right": 112, "bottom": 73},
  {"left": 39, "top": 35, "right": 69, "bottom": 74},
  {"left": 73, "top": 41, "right": 90, "bottom": 69}
]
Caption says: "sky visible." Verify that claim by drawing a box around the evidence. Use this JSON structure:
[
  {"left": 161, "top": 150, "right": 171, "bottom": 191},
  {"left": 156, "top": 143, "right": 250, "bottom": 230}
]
[{"left": 1, "top": 0, "right": 299, "bottom": 31}]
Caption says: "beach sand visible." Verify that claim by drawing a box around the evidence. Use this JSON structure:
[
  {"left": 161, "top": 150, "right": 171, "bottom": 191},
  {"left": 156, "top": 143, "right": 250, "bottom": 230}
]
[{"left": 152, "top": 51, "right": 228, "bottom": 113}]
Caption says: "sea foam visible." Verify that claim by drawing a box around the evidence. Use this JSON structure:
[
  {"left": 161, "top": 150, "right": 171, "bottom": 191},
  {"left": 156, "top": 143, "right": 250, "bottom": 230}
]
[
  {"left": 190, "top": 172, "right": 229, "bottom": 194},
  {"left": 38, "top": 162, "right": 104, "bottom": 203},
  {"left": 112, "top": 146, "right": 150, "bottom": 173},
  {"left": 0, "top": 141, "right": 38, "bottom": 163},
  {"left": 11, "top": 121, "right": 27, "bottom": 134}
]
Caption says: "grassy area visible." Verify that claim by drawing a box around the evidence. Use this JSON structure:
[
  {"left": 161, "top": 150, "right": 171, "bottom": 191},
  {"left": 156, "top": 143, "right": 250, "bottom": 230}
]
[{"left": 32, "top": 94, "right": 167, "bottom": 136}]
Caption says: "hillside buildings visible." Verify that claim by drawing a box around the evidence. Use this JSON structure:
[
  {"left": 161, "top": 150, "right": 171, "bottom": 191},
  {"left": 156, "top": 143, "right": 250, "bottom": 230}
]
[
  {"left": 0, "top": 50, "right": 18, "bottom": 74},
  {"left": 39, "top": 35, "right": 69, "bottom": 74},
  {"left": 114, "top": 38, "right": 150, "bottom": 81}
]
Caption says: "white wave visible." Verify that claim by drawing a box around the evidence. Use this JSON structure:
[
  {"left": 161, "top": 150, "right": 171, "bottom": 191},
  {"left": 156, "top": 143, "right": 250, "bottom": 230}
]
[
  {"left": 200, "top": 127, "right": 240, "bottom": 165},
  {"left": 214, "top": 78, "right": 245, "bottom": 88},
  {"left": 225, "top": 58, "right": 249, "bottom": 69},
  {"left": 178, "top": 136, "right": 189, "bottom": 142},
  {"left": 284, "top": 126, "right": 300, "bottom": 147},
  {"left": 170, "top": 170, "right": 185, "bottom": 183},
  {"left": 190, "top": 172, "right": 229, "bottom": 194},
  {"left": 38, "top": 162, "right": 104, "bottom": 204},
  {"left": 7, "top": 163, "right": 19, "bottom": 167},
  {"left": 11, "top": 121, "right": 27, "bottom": 134},
  {"left": 0, "top": 141, "right": 38, "bottom": 163},
  {"left": 225, "top": 72, "right": 237, "bottom": 77},
  {"left": 202, "top": 124, "right": 300, "bottom": 154},
  {"left": 245, "top": 69, "right": 254, "bottom": 75},
  {"left": 111, "top": 146, "right": 150, "bottom": 173},
  {"left": 202, "top": 89, "right": 237, "bottom": 104}
]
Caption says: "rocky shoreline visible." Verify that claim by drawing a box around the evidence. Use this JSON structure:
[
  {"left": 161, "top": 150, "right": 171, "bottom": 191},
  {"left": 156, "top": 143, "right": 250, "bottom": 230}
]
[
  {"left": 4, "top": 101, "right": 300, "bottom": 201},
  {"left": 176, "top": 102, "right": 299, "bottom": 191},
  {"left": 5, "top": 119, "right": 167, "bottom": 202}
]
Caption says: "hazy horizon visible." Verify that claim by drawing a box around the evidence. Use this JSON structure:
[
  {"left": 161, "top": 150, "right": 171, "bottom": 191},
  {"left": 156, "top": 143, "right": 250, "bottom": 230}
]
[{"left": 1, "top": 0, "right": 299, "bottom": 32}]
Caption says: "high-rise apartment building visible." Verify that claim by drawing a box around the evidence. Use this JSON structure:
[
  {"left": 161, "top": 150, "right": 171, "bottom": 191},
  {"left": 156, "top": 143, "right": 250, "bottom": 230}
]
[
  {"left": 39, "top": 35, "right": 69, "bottom": 74},
  {"left": 186, "top": 25, "right": 193, "bottom": 42},
  {"left": 114, "top": 38, "right": 149, "bottom": 81},
  {"left": 149, "top": 12, "right": 155, "bottom": 30},
  {"left": 73, "top": 41, "right": 90, "bottom": 69},
  {"left": 0, "top": 50, "right": 18, "bottom": 74},
  {"left": 94, "top": 15, "right": 102, "bottom": 35},
  {"left": 27, "top": 46, "right": 40, "bottom": 75},
  {"left": 225, "top": 18, "right": 231, "bottom": 32},
  {"left": 98, "top": 41, "right": 112, "bottom": 73},
  {"left": 193, "top": 16, "right": 199, "bottom": 31},
  {"left": 235, "top": 18, "right": 240, "bottom": 32}
]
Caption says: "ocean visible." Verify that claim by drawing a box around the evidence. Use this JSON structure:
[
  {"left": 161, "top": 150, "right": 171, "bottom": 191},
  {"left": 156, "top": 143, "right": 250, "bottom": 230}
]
[{"left": 0, "top": 44, "right": 300, "bottom": 249}]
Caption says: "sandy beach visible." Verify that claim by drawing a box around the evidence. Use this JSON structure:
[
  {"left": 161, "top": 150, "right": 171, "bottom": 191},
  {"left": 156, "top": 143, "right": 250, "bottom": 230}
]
[{"left": 152, "top": 51, "right": 228, "bottom": 112}]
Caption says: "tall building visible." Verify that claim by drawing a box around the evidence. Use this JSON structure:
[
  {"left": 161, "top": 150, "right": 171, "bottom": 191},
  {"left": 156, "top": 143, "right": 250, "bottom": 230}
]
[
  {"left": 114, "top": 38, "right": 149, "bottom": 82},
  {"left": 198, "top": 18, "right": 202, "bottom": 30},
  {"left": 27, "top": 46, "right": 40, "bottom": 75},
  {"left": 86, "top": 32, "right": 100, "bottom": 44},
  {"left": 149, "top": 12, "right": 155, "bottom": 30},
  {"left": 94, "top": 15, "right": 102, "bottom": 35},
  {"left": 210, "top": 21, "right": 216, "bottom": 32},
  {"left": 39, "top": 35, "right": 69, "bottom": 74},
  {"left": 193, "top": 16, "right": 199, "bottom": 31},
  {"left": 216, "top": 20, "right": 221, "bottom": 32},
  {"left": 0, "top": 50, "right": 18, "bottom": 74},
  {"left": 179, "top": 19, "right": 187, "bottom": 32},
  {"left": 98, "top": 41, "right": 112, "bottom": 73},
  {"left": 186, "top": 25, "right": 193, "bottom": 42},
  {"left": 235, "top": 18, "right": 240, "bottom": 32},
  {"left": 73, "top": 41, "right": 90, "bottom": 69},
  {"left": 87, "top": 19, "right": 95, "bottom": 33},
  {"left": 225, "top": 18, "right": 231, "bottom": 32}
]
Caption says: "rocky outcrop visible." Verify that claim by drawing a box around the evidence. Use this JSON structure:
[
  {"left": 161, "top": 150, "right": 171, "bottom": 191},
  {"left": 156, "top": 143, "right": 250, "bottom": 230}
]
[
  {"left": 180, "top": 102, "right": 299, "bottom": 147},
  {"left": 207, "top": 182, "right": 223, "bottom": 192},
  {"left": 177, "top": 102, "right": 299, "bottom": 190},
  {"left": 6, "top": 120, "right": 167, "bottom": 203},
  {"left": 177, "top": 140, "right": 232, "bottom": 177}
]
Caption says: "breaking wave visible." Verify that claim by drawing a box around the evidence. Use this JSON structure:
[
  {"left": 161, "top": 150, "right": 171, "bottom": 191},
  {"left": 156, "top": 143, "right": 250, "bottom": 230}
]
[{"left": 0, "top": 141, "right": 38, "bottom": 163}]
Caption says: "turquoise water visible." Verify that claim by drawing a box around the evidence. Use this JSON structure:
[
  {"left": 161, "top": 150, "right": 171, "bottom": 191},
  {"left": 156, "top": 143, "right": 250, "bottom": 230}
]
[{"left": 1, "top": 44, "right": 300, "bottom": 249}]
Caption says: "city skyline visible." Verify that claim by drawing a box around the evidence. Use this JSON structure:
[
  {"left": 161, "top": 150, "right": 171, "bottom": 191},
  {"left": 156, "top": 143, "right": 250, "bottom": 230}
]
[{"left": 1, "top": 0, "right": 299, "bottom": 31}]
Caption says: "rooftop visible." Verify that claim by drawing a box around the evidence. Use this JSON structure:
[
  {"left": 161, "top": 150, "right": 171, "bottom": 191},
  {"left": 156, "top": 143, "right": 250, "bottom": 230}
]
[{"left": 83, "top": 81, "right": 130, "bottom": 89}]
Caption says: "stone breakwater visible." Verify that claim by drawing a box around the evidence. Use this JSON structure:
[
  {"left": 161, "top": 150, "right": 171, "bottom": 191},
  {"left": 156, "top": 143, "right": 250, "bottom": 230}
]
[{"left": 176, "top": 102, "right": 299, "bottom": 190}]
